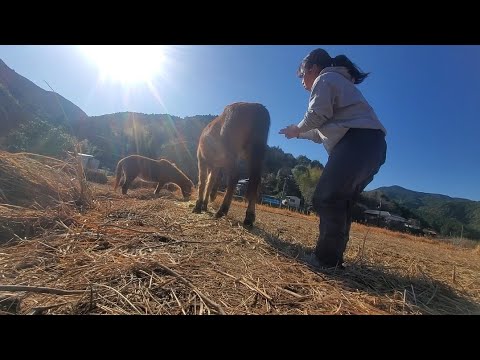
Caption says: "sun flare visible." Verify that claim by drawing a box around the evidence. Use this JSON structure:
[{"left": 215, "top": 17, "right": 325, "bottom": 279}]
[{"left": 80, "top": 45, "right": 168, "bottom": 84}]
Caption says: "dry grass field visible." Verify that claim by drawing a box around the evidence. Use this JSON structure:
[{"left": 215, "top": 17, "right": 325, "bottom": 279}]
[{"left": 1, "top": 152, "right": 479, "bottom": 315}]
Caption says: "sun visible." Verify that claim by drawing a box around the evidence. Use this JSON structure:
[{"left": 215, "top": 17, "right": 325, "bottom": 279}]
[{"left": 80, "top": 45, "right": 168, "bottom": 84}]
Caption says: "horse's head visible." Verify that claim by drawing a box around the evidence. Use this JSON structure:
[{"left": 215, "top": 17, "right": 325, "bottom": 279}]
[{"left": 181, "top": 180, "right": 195, "bottom": 201}]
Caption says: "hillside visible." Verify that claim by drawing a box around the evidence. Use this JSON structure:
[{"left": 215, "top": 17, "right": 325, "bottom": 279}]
[
  {"left": 0, "top": 82, "right": 36, "bottom": 135},
  {"left": 375, "top": 185, "right": 472, "bottom": 207},
  {"left": 368, "top": 186, "right": 480, "bottom": 240},
  {"left": 0, "top": 59, "right": 87, "bottom": 135}
]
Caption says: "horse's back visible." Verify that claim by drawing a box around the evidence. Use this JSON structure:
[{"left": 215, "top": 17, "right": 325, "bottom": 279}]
[
  {"left": 119, "top": 155, "right": 159, "bottom": 182},
  {"left": 220, "top": 102, "right": 270, "bottom": 151},
  {"left": 197, "top": 102, "right": 270, "bottom": 166},
  {"left": 122, "top": 155, "right": 142, "bottom": 174},
  {"left": 221, "top": 102, "right": 270, "bottom": 135}
]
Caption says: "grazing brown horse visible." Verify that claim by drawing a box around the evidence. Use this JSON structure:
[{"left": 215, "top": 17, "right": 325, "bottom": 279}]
[
  {"left": 163, "top": 182, "right": 182, "bottom": 193},
  {"left": 113, "top": 155, "right": 194, "bottom": 199},
  {"left": 192, "top": 102, "right": 270, "bottom": 226}
]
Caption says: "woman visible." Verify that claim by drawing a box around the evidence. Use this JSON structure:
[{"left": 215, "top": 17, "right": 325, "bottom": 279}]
[{"left": 279, "top": 48, "right": 387, "bottom": 270}]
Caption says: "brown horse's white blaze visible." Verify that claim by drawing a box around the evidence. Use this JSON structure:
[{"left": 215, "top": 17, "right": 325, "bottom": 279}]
[
  {"left": 113, "top": 155, "right": 194, "bottom": 199},
  {"left": 193, "top": 102, "right": 270, "bottom": 226}
]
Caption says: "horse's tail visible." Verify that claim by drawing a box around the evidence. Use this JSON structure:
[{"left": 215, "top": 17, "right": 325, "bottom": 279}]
[
  {"left": 246, "top": 106, "right": 270, "bottom": 200},
  {"left": 113, "top": 158, "right": 124, "bottom": 191}
]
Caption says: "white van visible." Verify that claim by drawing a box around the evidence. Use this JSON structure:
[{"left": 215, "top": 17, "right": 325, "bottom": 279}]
[{"left": 282, "top": 196, "right": 301, "bottom": 209}]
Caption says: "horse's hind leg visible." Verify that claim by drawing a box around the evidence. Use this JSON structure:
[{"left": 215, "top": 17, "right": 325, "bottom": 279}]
[
  {"left": 243, "top": 144, "right": 266, "bottom": 226},
  {"left": 244, "top": 179, "right": 260, "bottom": 226},
  {"left": 209, "top": 170, "right": 222, "bottom": 202},
  {"left": 118, "top": 175, "right": 125, "bottom": 188},
  {"left": 193, "top": 158, "right": 208, "bottom": 213},
  {"left": 121, "top": 174, "right": 136, "bottom": 195},
  {"left": 215, "top": 166, "right": 238, "bottom": 219},
  {"left": 202, "top": 168, "right": 219, "bottom": 211},
  {"left": 243, "top": 184, "right": 259, "bottom": 227},
  {"left": 154, "top": 179, "right": 167, "bottom": 195}
]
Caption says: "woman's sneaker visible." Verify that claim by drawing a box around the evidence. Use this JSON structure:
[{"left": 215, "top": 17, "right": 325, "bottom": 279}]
[{"left": 301, "top": 253, "right": 345, "bottom": 271}]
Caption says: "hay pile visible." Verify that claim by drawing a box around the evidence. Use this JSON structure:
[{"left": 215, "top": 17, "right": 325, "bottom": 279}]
[
  {"left": 0, "top": 151, "right": 81, "bottom": 208},
  {"left": 0, "top": 184, "right": 479, "bottom": 315},
  {"left": 0, "top": 204, "right": 76, "bottom": 244},
  {"left": 0, "top": 151, "right": 87, "bottom": 243}
]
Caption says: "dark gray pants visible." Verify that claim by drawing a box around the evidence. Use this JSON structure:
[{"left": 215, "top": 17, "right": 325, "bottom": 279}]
[{"left": 312, "top": 128, "right": 387, "bottom": 266}]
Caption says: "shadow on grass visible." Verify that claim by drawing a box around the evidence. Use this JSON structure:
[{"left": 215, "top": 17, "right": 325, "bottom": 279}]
[{"left": 248, "top": 225, "right": 480, "bottom": 315}]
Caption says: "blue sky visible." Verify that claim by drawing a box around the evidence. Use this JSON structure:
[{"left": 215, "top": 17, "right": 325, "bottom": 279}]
[{"left": 1, "top": 45, "right": 479, "bottom": 201}]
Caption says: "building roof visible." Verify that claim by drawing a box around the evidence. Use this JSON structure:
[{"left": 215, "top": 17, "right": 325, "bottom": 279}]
[
  {"left": 77, "top": 153, "right": 94, "bottom": 158},
  {"left": 364, "top": 210, "right": 406, "bottom": 222},
  {"left": 364, "top": 210, "right": 391, "bottom": 217}
]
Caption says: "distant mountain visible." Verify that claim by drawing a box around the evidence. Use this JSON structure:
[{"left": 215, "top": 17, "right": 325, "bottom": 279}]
[
  {"left": 0, "top": 58, "right": 87, "bottom": 135},
  {"left": 365, "top": 185, "right": 480, "bottom": 240},
  {"left": 374, "top": 185, "right": 471, "bottom": 207}
]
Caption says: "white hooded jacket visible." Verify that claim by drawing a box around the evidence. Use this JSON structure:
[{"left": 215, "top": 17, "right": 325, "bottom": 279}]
[{"left": 297, "top": 66, "right": 387, "bottom": 154}]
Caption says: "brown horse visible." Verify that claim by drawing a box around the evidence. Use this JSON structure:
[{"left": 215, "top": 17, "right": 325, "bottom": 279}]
[
  {"left": 192, "top": 102, "right": 270, "bottom": 226},
  {"left": 163, "top": 182, "right": 182, "bottom": 193},
  {"left": 113, "top": 155, "right": 194, "bottom": 199}
]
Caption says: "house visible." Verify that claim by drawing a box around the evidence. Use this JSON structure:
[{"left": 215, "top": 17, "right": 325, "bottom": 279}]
[
  {"left": 364, "top": 210, "right": 391, "bottom": 219},
  {"left": 364, "top": 209, "right": 406, "bottom": 231},
  {"left": 404, "top": 223, "right": 424, "bottom": 235},
  {"left": 422, "top": 229, "right": 438, "bottom": 237},
  {"left": 235, "top": 179, "right": 249, "bottom": 196},
  {"left": 78, "top": 153, "right": 100, "bottom": 170}
]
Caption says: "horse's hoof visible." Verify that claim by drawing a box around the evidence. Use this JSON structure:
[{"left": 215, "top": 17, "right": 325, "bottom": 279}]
[
  {"left": 243, "top": 212, "right": 255, "bottom": 227},
  {"left": 215, "top": 205, "right": 229, "bottom": 218},
  {"left": 214, "top": 210, "right": 225, "bottom": 219},
  {"left": 243, "top": 218, "right": 254, "bottom": 227},
  {"left": 192, "top": 207, "right": 202, "bottom": 214}
]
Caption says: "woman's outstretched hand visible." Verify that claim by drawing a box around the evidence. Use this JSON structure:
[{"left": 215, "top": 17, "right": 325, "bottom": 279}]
[{"left": 279, "top": 125, "right": 301, "bottom": 139}]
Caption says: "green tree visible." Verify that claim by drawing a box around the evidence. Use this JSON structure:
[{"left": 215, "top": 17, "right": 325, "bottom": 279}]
[
  {"left": 261, "top": 173, "right": 278, "bottom": 195},
  {"left": 296, "top": 155, "right": 311, "bottom": 167},
  {"left": 274, "top": 167, "right": 301, "bottom": 198},
  {"left": 5, "top": 118, "right": 75, "bottom": 158},
  {"left": 310, "top": 160, "right": 324, "bottom": 169},
  {"left": 292, "top": 165, "right": 323, "bottom": 206},
  {"left": 264, "top": 146, "right": 296, "bottom": 174}
]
